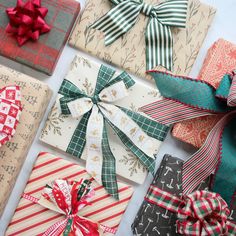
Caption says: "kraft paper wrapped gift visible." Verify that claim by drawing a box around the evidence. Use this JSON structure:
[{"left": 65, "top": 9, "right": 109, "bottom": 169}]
[
  {"left": 0, "top": 0, "right": 80, "bottom": 75},
  {"left": 0, "top": 65, "right": 52, "bottom": 216},
  {"left": 6, "top": 152, "right": 134, "bottom": 236},
  {"left": 69, "top": 0, "right": 216, "bottom": 80},
  {"left": 173, "top": 39, "right": 236, "bottom": 148},
  {"left": 41, "top": 55, "right": 169, "bottom": 190},
  {"left": 132, "top": 154, "right": 236, "bottom": 235}
]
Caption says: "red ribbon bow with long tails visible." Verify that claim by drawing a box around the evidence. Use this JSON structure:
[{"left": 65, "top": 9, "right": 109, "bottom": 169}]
[
  {"left": 145, "top": 186, "right": 236, "bottom": 235},
  {"left": 22, "top": 179, "right": 118, "bottom": 236},
  {"left": 0, "top": 86, "right": 22, "bottom": 147},
  {"left": 6, "top": 0, "right": 51, "bottom": 46}
]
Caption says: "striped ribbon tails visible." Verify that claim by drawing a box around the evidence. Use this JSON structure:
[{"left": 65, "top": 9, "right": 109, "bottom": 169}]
[
  {"left": 90, "top": 0, "right": 188, "bottom": 71},
  {"left": 140, "top": 71, "right": 236, "bottom": 205}
]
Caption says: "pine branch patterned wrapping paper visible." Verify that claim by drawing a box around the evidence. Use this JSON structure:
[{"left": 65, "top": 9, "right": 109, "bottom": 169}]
[
  {"left": 0, "top": 0, "right": 80, "bottom": 75},
  {"left": 40, "top": 54, "right": 169, "bottom": 185},
  {"left": 5, "top": 152, "right": 134, "bottom": 236},
  {"left": 69, "top": 0, "right": 216, "bottom": 80},
  {"left": 0, "top": 65, "right": 52, "bottom": 216},
  {"left": 172, "top": 39, "right": 236, "bottom": 148}
]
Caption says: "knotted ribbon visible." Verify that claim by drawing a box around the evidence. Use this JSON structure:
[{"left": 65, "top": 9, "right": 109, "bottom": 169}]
[
  {"left": 145, "top": 186, "right": 236, "bottom": 235},
  {"left": 22, "top": 179, "right": 115, "bottom": 236},
  {"left": 0, "top": 85, "right": 22, "bottom": 147},
  {"left": 90, "top": 0, "right": 188, "bottom": 71},
  {"left": 6, "top": 0, "right": 51, "bottom": 46},
  {"left": 58, "top": 64, "right": 169, "bottom": 199},
  {"left": 140, "top": 71, "right": 236, "bottom": 205}
]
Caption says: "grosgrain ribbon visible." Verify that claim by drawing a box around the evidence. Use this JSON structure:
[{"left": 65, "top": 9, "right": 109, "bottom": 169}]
[
  {"left": 90, "top": 0, "right": 188, "bottom": 71},
  {"left": 140, "top": 71, "right": 236, "bottom": 205},
  {"left": 0, "top": 85, "right": 22, "bottom": 147},
  {"left": 145, "top": 186, "right": 236, "bottom": 236},
  {"left": 6, "top": 0, "right": 51, "bottom": 46},
  {"left": 58, "top": 64, "right": 169, "bottom": 199},
  {"left": 22, "top": 179, "right": 117, "bottom": 236}
]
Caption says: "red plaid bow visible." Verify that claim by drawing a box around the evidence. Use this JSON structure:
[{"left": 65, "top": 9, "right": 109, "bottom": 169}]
[
  {"left": 145, "top": 186, "right": 236, "bottom": 235},
  {"left": 0, "top": 86, "right": 22, "bottom": 147}
]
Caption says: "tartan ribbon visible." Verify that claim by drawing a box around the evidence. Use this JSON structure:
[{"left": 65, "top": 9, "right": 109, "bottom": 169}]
[
  {"left": 140, "top": 71, "right": 236, "bottom": 205},
  {"left": 22, "top": 179, "right": 115, "bottom": 236},
  {"left": 145, "top": 185, "right": 236, "bottom": 235},
  {"left": 0, "top": 85, "right": 22, "bottom": 147},
  {"left": 6, "top": 0, "right": 51, "bottom": 46},
  {"left": 90, "top": 0, "right": 188, "bottom": 71},
  {"left": 59, "top": 64, "right": 169, "bottom": 199}
]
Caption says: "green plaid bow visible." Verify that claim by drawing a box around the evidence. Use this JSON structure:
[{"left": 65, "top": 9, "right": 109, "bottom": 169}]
[
  {"left": 90, "top": 0, "right": 188, "bottom": 71},
  {"left": 58, "top": 64, "right": 169, "bottom": 199}
]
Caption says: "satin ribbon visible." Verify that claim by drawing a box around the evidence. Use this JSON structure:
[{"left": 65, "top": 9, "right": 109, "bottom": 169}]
[
  {"left": 0, "top": 85, "right": 22, "bottom": 147},
  {"left": 145, "top": 186, "right": 236, "bottom": 235},
  {"left": 90, "top": 0, "right": 188, "bottom": 71},
  {"left": 6, "top": 0, "right": 51, "bottom": 46},
  {"left": 140, "top": 71, "right": 236, "bottom": 205},
  {"left": 58, "top": 64, "right": 169, "bottom": 199},
  {"left": 22, "top": 179, "right": 109, "bottom": 236}
]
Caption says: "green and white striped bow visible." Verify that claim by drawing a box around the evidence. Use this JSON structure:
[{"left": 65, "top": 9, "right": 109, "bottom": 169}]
[
  {"left": 90, "top": 0, "right": 188, "bottom": 71},
  {"left": 59, "top": 64, "right": 169, "bottom": 199}
]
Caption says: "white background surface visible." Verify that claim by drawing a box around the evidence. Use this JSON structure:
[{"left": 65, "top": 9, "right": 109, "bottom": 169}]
[{"left": 0, "top": 0, "right": 236, "bottom": 235}]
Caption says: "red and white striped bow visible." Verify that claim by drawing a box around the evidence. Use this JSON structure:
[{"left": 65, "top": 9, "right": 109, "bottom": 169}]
[{"left": 0, "top": 86, "right": 22, "bottom": 147}]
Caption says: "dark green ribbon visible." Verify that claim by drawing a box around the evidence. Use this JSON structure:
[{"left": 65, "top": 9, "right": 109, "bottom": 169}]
[{"left": 59, "top": 65, "right": 169, "bottom": 199}]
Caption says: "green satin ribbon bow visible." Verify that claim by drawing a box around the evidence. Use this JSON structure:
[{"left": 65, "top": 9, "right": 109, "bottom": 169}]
[
  {"left": 58, "top": 64, "right": 169, "bottom": 199},
  {"left": 90, "top": 0, "right": 188, "bottom": 71}
]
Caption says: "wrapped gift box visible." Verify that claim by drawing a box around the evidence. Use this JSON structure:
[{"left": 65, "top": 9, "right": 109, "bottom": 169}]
[
  {"left": 173, "top": 39, "right": 236, "bottom": 148},
  {"left": 40, "top": 55, "right": 169, "bottom": 185},
  {"left": 6, "top": 152, "right": 134, "bottom": 236},
  {"left": 0, "top": 65, "right": 52, "bottom": 215},
  {"left": 132, "top": 154, "right": 214, "bottom": 235},
  {"left": 69, "top": 0, "right": 216, "bottom": 80},
  {"left": 0, "top": 0, "right": 80, "bottom": 75}
]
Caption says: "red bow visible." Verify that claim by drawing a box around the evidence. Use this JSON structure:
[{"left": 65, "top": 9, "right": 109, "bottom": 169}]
[
  {"left": 0, "top": 86, "right": 22, "bottom": 147},
  {"left": 6, "top": 0, "right": 51, "bottom": 46},
  {"left": 145, "top": 186, "right": 236, "bottom": 236}
]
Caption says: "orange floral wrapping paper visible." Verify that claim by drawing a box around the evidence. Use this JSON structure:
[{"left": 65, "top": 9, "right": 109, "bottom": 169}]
[
  {"left": 69, "top": 0, "right": 216, "bottom": 80},
  {"left": 5, "top": 152, "right": 133, "bottom": 236},
  {"left": 172, "top": 39, "right": 236, "bottom": 148},
  {"left": 0, "top": 65, "right": 52, "bottom": 216}
]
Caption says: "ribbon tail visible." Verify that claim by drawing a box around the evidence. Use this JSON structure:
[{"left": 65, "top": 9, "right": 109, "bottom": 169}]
[
  {"left": 66, "top": 111, "right": 91, "bottom": 157},
  {"left": 182, "top": 112, "right": 236, "bottom": 196},
  {"left": 102, "top": 124, "right": 119, "bottom": 200},
  {"left": 86, "top": 106, "right": 104, "bottom": 185},
  {"left": 90, "top": 1, "right": 141, "bottom": 46},
  {"left": 120, "top": 106, "right": 169, "bottom": 140},
  {"left": 212, "top": 115, "right": 236, "bottom": 204},
  {"left": 140, "top": 98, "right": 214, "bottom": 125},
  {"left": 146, "top": 18, "right": 173, "bottom": 71},
  {"left": 42, "top": 218, "right": 68, "bottom": 236}
]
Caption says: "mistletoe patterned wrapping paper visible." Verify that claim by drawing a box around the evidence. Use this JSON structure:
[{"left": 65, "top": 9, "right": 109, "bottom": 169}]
[
  {"left": 6, "top": 152, "right": 134, "bottom": 236},
  {"left": 0, "top": 0, "right": 80, "bottom": 75},
  {"left": 172, "top": 39, "right": 236, "bottom": 148},
  {"left": 69, "top": 0, "right": 216, "bottom": 80},
  {"left": 40, "top": 54, "right": 166, "bottom": 185},
  {"left": 0, "top": 65, "right": 52, "bottom": 216}
]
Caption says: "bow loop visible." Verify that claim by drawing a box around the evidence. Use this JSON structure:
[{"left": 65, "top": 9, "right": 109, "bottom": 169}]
[
  {"left": 227, "top": 73, "right": 236, "bottom": 107},
  {"left": 141, "top": 2, "right": 153, "bottom": 16}
]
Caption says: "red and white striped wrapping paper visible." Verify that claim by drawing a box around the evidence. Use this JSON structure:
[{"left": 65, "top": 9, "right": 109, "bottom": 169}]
[{"left": 6, "top": 152, "right": 134, "bottom": 236}]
